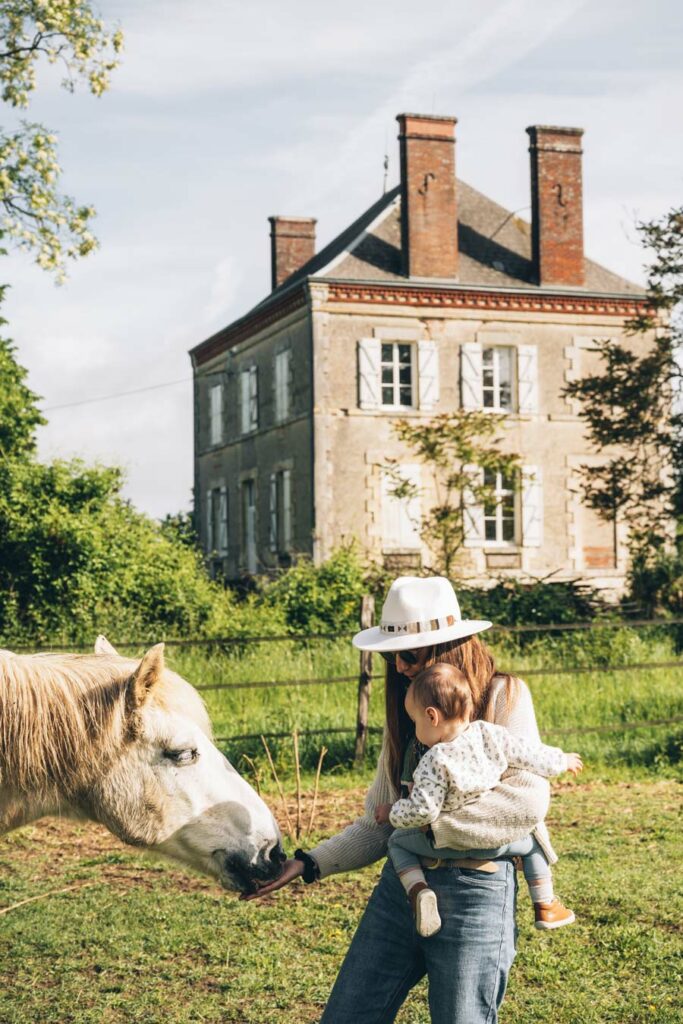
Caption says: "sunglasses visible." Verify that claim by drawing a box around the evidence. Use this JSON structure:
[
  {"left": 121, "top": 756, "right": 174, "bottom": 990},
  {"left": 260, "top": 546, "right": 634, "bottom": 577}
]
[{"left": 380, "top": 649, "right": 420, "bottom": 667}]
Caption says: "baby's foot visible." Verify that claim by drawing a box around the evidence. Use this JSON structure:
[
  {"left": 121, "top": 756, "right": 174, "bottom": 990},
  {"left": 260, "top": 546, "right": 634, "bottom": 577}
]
[
  {"left": 534, "top": 898, "right": 576, "bottom": 931},
  {"left": 409, "top": 883, "right": 442, "bottom": 937}
]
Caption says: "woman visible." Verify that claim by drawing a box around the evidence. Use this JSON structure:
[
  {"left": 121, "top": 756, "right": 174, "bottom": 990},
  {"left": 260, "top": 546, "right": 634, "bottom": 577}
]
[{"left": 247, "top": 576, "right": 554, "bottom": 1024}]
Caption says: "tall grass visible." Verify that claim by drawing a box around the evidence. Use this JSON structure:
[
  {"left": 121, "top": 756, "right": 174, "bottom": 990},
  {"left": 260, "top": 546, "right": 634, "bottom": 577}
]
[{"left": 163, "top": 627, "right": 683, "bottom": 773}]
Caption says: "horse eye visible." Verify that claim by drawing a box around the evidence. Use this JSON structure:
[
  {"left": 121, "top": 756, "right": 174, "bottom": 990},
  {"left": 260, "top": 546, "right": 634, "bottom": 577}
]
[{"left": 164, "top": 748, "right": 199, "bottom": 766}]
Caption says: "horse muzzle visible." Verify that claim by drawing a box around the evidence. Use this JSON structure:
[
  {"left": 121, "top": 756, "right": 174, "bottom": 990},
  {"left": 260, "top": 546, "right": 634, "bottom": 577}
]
[{"left": 214, "top": 839, "right": 286, "bottom": 894}]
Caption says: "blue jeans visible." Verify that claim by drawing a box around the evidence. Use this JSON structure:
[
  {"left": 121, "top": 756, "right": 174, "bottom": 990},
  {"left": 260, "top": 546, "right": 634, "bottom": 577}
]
[
  {"left": 319, "top": 859, "right": 516, "bottom": 1024},
  {"left": 388, "top": 828, "right": 550, "bottom": 885}
]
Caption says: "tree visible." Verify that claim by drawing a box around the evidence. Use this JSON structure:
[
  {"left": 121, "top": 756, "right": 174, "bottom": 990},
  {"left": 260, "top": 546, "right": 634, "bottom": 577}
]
[
  {"left": 0, "top": 284, "right": 44, "bottom": 455},
  {"left": 0, "top": 1, "right": 123, "bottom": 277},
  {"left": 384, "top": 410, "right": 520, "bottom": 577},
  {"left": 563, "top": 207, "right": 683, "bottom": 571}
]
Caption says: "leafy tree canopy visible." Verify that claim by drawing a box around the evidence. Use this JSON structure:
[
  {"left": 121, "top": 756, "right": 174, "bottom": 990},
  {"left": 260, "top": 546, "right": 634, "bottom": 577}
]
[
  {"left": 384, "top": 410, "right": 520, "bottom": 577},
  {"left": 0, "top": 1, "right": 123, "bottom": 277},
  {"left": 563, "top": 206, "right": 683, "bottom": 560}
]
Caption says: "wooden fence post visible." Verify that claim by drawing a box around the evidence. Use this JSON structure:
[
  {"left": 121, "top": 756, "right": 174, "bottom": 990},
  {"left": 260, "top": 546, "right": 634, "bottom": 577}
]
[{"left": 354, "top": 594, "right": 374, "bottom": 767}]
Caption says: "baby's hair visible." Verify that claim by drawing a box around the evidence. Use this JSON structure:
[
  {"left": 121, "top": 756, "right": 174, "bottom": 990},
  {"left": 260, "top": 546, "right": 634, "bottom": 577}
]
[{"left": 410, "top": 662, "right": 474, "bottom": 722}]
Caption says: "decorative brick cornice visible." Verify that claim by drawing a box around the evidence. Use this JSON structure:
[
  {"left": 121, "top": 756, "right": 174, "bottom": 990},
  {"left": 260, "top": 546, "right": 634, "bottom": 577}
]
[
  {"left": 324, "top": 280, "right": 647, "bottom": 317},
  {"left": 191, "top": 277, "right": 648, "bottom": 367},
  {"left": 191, "top": 286, "right": 308, "bottom": 366}
]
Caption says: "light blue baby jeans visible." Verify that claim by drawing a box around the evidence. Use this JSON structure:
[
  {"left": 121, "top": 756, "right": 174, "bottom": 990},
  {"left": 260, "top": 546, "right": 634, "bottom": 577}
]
[{"left": 388, "top": 827, "right": 550, "bottom": 886}]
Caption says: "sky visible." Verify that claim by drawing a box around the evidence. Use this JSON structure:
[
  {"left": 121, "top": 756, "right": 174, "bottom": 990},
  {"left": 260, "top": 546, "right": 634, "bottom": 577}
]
[{"left": 3, "top": 0, "right": 683, "bottom": 519}]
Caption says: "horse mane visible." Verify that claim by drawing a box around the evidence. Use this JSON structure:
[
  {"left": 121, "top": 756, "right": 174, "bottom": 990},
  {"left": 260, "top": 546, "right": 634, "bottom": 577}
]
[{"left": 0, "top": 651, "right": 211, "bottom": 798}]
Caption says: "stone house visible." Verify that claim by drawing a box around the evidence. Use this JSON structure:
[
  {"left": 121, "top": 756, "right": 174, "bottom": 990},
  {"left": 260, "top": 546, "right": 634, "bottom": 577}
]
[{"left": 189, "top": 113, "right": 648, "bottom": 594}]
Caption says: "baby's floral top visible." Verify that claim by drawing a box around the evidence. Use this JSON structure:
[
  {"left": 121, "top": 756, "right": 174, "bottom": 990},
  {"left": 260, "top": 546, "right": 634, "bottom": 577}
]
[{"left": 389, "top": 721, "right": 568, "bottom": 830}]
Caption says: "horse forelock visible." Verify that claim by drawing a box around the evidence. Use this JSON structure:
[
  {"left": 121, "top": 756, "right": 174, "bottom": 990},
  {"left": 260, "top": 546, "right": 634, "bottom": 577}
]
[{"left": 0, "top": 651, "right": 210, "bottom": 798}]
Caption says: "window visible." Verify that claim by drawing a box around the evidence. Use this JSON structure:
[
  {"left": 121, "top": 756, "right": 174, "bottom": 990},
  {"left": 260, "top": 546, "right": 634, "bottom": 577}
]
[
  {"left": 209, "top": 383, "right": 223, "bottom": 446},
  {"left": 461, "top": 342, "right": 538, "bottom": 414},
  {"left": 269, "top": 469, "right": 292, "bottom": 554},
  {"left": 205, "top": 486, "right": 228, "bottom": 556},
  {"left": 381, "top": 343, "right": 414, "bottom": 408},
  {"left": 240, "top": 367, "right": 258, "bottom": 434},
  {"left": 482, "top": 347, "right": 514, "bottom": 411},
  {"left": 274, "top": 349, "right": 291, "bottom": 423},
  {"left": 483, "top": 469, "right": 516, "bottom": 544},
  {"left": 241, "top": 479, "right": 257, "bottom": 573}
]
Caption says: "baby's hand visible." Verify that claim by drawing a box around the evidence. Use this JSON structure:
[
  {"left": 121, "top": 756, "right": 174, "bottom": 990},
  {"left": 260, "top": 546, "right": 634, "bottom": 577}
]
[
  {"left": 374, "top": 803, "right": 393, "bottom": 824},
  {"left": 566, "top": 753, "right": 583, "bottom": 775}
]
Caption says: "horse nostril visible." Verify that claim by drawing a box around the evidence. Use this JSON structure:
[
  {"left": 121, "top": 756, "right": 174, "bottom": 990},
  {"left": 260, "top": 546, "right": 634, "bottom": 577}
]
[{"left": 270, "top": 843, "right": 286, "bottom": 866}]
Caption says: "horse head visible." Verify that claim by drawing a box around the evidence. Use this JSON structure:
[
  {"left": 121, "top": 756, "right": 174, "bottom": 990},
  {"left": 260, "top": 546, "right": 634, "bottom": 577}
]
[{"left": 87, "top": 637, "right": 286, "bottom": 893}]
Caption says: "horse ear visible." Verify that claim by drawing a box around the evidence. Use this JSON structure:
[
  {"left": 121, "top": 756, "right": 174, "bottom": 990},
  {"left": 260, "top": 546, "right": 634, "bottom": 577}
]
[
  {"left": 129, "top": 643, "right": 165, "bottom": 708},
  {"left": 95, "top": 634, "right": 119, "bottom": 656}
]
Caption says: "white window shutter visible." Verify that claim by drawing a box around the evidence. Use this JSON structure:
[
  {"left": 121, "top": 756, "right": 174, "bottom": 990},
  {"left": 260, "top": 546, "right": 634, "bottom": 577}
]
[
  {"left": 381, "top": 465, "right": 421, "bottom": 550},
  {"left": 522, "top": 465, "right": 543, "bottom": 547},
  {"left": 218, "top": 486, "right": 228, "bottom": 555},
  {"left": 358, "top": 338, "right": 381, "bottom": 410},
  {"left": 462, "top": 465, "right": 485, "bottom": 547},
  {"left": 240, "top": 370, "right": 250, "bottom": 434},
  {"left": 250, "top": 366, "right": 259, "bottom": 430},
  {"left": 272, "top": 355, "right": 280, "bottom": 423},
  {"left": 269, "top": 474, "right": 277, "bottom": 552},
  {"left": 461, "top": 343, "right": 483, "bottom": 410},
  {"left": 418, "top": 340, "right": 440, "bottom": 411},
  {"left": 517, "top": 345, "right": 539, "bottom": 414},
  {"left": 282, "top": 469, "right": 292, "bottom": 549},
  {"left": 206, "top": 489, "right": 214, "bottom": 553}
]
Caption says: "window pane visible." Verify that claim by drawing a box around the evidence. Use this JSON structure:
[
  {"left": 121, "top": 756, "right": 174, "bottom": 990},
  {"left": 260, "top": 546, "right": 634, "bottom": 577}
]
[
  {"left": 398, "top": 344, "right": 411, "bottom": 363},
  {"left": 399, "top": 386, "right": 412, "bottom": 406},
  {"left": 382, "top": 386, "right": 394, "bottom": 405},
  {"left": 483, "top": 468, "right": 496, "bottom": 487},
  {"left": 483, "top": 389, "right": 495, "bottom": 409},
  {"left": 399, "top": 364, "right": 412, "bottom": 384},
  {"left": 499, "top": 382, "right": 512, "bottom": 409},
  {"left": 382, "top": 367, "right": 394, "bottom": 384},
  {"left": 485, "top": 519, "right": 497, "bottom": 541},
  {"left": 482, "top": 348, "right": 493, "bottom": 367},
  {"left": 381, "top": 343, "right": 393, "bottom": 362},
  {"left": 502, "top": 517, "right": 514, "bottom": 542}
]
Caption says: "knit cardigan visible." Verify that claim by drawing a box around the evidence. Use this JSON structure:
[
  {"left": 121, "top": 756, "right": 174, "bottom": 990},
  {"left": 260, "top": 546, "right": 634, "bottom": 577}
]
[{"left": 308, "top": 676, "right": 557, "bottom": 879}]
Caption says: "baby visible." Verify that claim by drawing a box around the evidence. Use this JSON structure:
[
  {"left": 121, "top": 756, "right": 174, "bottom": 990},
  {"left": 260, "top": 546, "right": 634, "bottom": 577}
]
[{"left": 375, "top": 663, "right": 582, "bottom": 938}]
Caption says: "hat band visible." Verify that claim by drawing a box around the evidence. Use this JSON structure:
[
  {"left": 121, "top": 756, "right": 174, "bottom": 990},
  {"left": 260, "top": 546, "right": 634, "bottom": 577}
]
[{"left": 380, "top": 614, "right": 457, "bottom": 636}]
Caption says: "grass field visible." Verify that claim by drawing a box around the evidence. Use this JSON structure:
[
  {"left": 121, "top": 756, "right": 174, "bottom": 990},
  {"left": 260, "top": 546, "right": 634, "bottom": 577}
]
[
  {"left": 0, "top": 769, "right": 681, "bottom": 1023},
  {"left": 158, "top": 626, "right": 683, "bottom": 772}
]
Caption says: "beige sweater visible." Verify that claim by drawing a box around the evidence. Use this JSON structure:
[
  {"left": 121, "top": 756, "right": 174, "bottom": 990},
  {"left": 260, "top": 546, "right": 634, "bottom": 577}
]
[{"left": 309, "top": 677, "right": 557, "bottom": 879}]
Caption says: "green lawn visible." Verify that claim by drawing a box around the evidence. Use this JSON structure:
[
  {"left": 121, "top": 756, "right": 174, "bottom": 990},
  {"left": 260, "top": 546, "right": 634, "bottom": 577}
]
[
  {"left": 0, "top": 770, "right": 681, "bottom": 1023},
  {"left": 160, "top": 628, "right": 683, "bottom": 772}
]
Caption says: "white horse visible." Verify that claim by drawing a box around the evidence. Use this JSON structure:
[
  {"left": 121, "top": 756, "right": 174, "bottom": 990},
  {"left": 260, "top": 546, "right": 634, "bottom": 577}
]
[{"left": 0, "top": 637, "right": 285, "bottom": 893}]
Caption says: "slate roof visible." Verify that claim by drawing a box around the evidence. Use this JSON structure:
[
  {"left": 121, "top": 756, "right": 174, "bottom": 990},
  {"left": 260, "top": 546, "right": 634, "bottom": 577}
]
[
  {"left": 193, "top": 180, "right": 644, "bottom": 360},
  {"left": 262, "top": 178, "right": 643, "bottom": 301}
]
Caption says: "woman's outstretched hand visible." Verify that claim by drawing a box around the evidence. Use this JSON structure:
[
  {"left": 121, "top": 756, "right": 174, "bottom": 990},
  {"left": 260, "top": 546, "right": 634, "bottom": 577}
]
[
  {"left": 566, "top": 753, "right": 584, "bottom": 775},
  {"left": 240, "top": 857, "right": 305, "bottom": 901}
]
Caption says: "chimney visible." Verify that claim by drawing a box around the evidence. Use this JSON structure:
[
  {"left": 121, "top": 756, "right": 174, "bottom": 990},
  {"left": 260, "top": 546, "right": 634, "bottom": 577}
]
[
  {"left": 268, "top": 216, "right": 316, "bottom": 290},
  {"left": 396, "top": 113, "right": 458, "bottom": 279},
  {"left": 526, "top": 125, "right": 585, "bottom": 287}
]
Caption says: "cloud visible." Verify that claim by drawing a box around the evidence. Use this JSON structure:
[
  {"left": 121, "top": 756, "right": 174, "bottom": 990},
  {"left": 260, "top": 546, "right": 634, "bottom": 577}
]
[{"left": 4, "top": 0, "right": 681, "bottom": 521}]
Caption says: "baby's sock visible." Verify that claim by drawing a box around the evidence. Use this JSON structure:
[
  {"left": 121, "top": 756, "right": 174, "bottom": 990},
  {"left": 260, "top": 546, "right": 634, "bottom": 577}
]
[
  {"left": 398, "top": 867, "right": 427, "bottom": 896},
  {"left": 528, "top": 876, "right": 554, "bottom": 905}
]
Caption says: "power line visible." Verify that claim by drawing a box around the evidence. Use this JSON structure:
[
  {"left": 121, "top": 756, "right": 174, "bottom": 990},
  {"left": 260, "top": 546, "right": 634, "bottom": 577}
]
[{"left": 41, "top": 377, "right": 192, "bottom": 412}]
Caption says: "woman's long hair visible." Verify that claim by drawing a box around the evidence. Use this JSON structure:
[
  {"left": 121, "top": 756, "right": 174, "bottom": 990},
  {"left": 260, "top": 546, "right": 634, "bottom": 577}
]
[{"left": 384, "top": 633, "right": 519, "bottom": 792}]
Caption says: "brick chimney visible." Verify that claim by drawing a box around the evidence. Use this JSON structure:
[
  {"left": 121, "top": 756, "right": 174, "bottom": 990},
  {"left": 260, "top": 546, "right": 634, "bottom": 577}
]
[
  {"left": 526, "top": 125, "right": 585, "bottom": 287},
  {"left": 396, "top": 113, "right": 458, "bottom": 279},
  {"left": 268, "top": 216, "right": 316, "bottom": 290}
]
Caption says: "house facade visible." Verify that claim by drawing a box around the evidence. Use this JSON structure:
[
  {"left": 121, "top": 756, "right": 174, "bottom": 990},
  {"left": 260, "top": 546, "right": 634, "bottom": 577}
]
[{"left": 190, "top": 113, "right": 648, "bottom": 595}]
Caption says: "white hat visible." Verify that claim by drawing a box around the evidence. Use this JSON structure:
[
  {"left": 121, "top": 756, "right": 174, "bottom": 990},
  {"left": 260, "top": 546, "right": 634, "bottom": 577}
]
[{"left": 352, "top": 576, "right": 491, "bottom": 652}]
